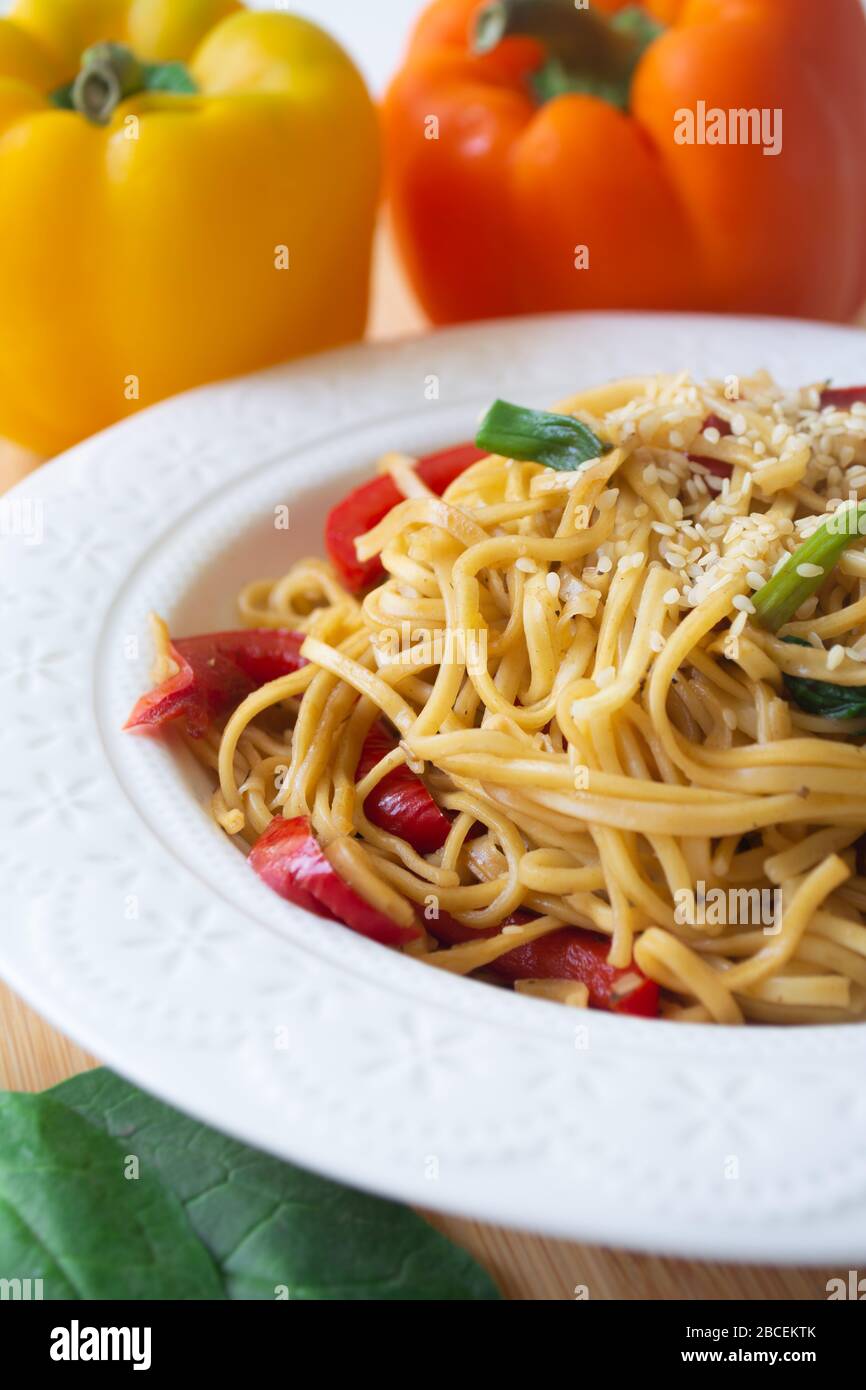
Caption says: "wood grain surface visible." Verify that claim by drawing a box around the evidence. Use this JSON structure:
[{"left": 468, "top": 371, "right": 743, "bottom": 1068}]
[{"left": 0, "top": 218, "right": 845, "bottom": 1301}]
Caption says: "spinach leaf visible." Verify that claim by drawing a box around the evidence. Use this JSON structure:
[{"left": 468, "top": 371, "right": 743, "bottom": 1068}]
[
  {"left": 51, "top": 1069, "right": 500, "bottom": 1301},
  {"left": 0, "top": 1091, "right": 224, "bottom": 1299},
  {"left": 781, "top": 636, "right": 866, "bottom": 719},
  {"left": 476, "top": 399, "right": 607, "bottom": 472}
]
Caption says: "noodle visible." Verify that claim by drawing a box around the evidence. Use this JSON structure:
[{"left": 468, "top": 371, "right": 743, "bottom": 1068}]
[{"left": 161, "top": 370, "right": 866, "bottom": 1024}]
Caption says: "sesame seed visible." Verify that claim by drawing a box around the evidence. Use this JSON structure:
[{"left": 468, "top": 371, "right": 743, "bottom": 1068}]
[
  {"left": 827, "top": 645, "right": 845, "bottom": 671},
  {"left": 668, "top": 498, "right": 684, "bottom": 520},
  {"left": 546, "top": 571, "right": 560, "bottom": 598},
  {"left": 730, "top": 611, "right": 748, "bottom": 638},
  {"left": 643, "top": 464, "right": 659, "bottom": 485},
  {"left": 597, "top": 488, "right": 619, "bottom": 511},
  {"left": 796, "top": 562, "right": 824, "bottom": 579},
  {"left": 732, "top": 594, "right": 756, "bottom": 614},
  {"left": 702, "top": 426, "right": 721, "bottom": 445},
  {"left": 731, "top": 414, "right": 748, "bottom": 436},
  {"left": 746, "top": 571, "right": 765, "bottom": 589},
  {"left": 663, "top": 587, "right": 680, "bottom": 605},
  {"left": 596, "top": 555, "right": 613, "bottom": 575}
]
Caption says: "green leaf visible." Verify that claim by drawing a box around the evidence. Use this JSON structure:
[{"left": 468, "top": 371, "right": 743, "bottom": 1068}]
[
  {"left": 476, "top": 399, "right": 607, "bottom": 472},
  {"left": 752, "top": 502, "right": 866, "bottom": 632},
  {"left": 48, "top": 82, "right": 76, "bottom": 110},
  {"left": 141, "top": 61, "right": 198, "bottom": 96},
  {"left": 0, "top": 1091, "right": 224, "bottom": 1299},
  {"left": 780, "top": 636, "right": 866, "bottom": 720},
  {"left": 51, "top": 1069, "right": 500, "bottom": 1301}
]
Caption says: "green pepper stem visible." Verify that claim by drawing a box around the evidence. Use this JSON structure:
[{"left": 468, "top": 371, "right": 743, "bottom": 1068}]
[
  {"left": 473, "top": 0, "right": 655, "bottom": 90},
  {"left": 52, "top": 42, "right": 198, "bottom": 124},
  {"left": 72, "top": 44, "right": 146, "bottom": 125}
]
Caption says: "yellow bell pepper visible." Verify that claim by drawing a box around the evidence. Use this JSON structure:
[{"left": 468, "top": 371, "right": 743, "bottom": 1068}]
[{"left": 0, "top": 2, "right": 380, "bottom": 454}]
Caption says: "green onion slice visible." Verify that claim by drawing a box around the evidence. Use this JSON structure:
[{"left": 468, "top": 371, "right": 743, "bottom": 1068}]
[{"left": 752, "top": 501, "right": 866, "bottom": 632}]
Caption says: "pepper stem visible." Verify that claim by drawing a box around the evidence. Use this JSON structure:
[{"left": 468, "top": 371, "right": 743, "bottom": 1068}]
[
  {"left": 72, "top": 44, "right": 146, "bottom": 125},
  {"left": 473, "top": 1, "right": 662, "bottom": 109},
  {"left": 50, "top": 41, "right": 198, "bottom": 124}
]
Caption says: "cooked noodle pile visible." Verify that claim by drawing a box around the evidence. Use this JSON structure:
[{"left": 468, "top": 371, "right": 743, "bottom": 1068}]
[{"left": 182, "top": 373, "right": 866, "bottom": 1024}]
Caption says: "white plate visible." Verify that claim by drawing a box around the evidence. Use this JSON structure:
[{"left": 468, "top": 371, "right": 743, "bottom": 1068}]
[{"left": 3, "top": 312, "right": 866, "bottom": 1265}]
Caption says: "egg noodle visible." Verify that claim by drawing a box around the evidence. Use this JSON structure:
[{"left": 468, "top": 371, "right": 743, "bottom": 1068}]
[{"left": 174, "top": 372, "right": 866, "bottom": 1025}]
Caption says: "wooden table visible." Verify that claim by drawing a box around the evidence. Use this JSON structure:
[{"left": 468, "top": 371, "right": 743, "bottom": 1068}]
[{"left": 0, "top": 220, "right": 840, "bottom": 1301}]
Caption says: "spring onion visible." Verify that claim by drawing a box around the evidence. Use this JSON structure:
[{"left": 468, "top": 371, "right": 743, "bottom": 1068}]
[{"left": 752, "top": 501, "right": 866, "bottom": 632}]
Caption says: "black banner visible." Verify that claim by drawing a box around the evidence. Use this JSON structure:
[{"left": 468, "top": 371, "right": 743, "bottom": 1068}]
[{"left": 2, "top": 1295, "right": 862, "bottom": 1374}]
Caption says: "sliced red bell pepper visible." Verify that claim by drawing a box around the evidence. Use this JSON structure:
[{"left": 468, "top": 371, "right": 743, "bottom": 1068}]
[
  {"left": 689, "top": 412, "right": 733, "bottom": 479},
  {"left": 125, "top": 623, "right": 450, "bottom": 854},
  {"left": 702, "top": 413, "right": 732, "bottom": 437},
  {"left": 427, "top": 911, "right": 659, "bottom": 1017},
  {"left": 819, "top": 385, "right": 866, "bottom": 410},
  {"left": 691, "top": 391, "right": 866, "bottom": 479},
  {"left": 491, "top": 929, "right": 659, "bottom": 1018},
  {"left": 125, "top": 629, "right": 307, "bottom": 738},
  {"left": 248, "top": 812, "right": 334, "bottom": 920},
  {"left": 249, "top": 814, "right": 420, "bottom": 947},
  {"left": 325, "top": 442, "right": 485, "bottom": 592},
  {"left": 357, "top": 722, "right": 451, "bottom": 853}
]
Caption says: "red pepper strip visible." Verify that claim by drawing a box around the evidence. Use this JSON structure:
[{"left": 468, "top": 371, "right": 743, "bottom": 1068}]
[
  {"left": 125, "top": 629, "right": 307, "bottom": 738},
  {"left": 427, "top": 911, "right": 659, "bottom": 1018},
  {"left": 325, "top": 443, "right": 485, "bottom": 592},
  {"left": 248, "top": 813, "right": 333, "bottom": 920},
  {"left": 691, "top": 392, "right": 866, "bottom": 477},
  {"left": 249, "top": 814, "right": 420, "bottom": 947},
  {"left": 125, "top": 626, "right": 450, "bottom": 855},
  {"left": 491, "top": 931, "right": 659, "bottom": 1018},
  {"left": 702, "top": 413, "right": 732, "bottom": 437},
  {"left": 820, "top": 386, "right": 866, "bottom": 410},
  {"left": 689, "top": 412, "right": 733, "bottom": 479},
  {"left": 357, "top": 722, "right": 451, "bottom": 854}
]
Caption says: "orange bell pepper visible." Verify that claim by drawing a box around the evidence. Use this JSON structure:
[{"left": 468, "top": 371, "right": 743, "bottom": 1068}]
[{"left": 384, "top": 0, "right": 866, "bottom": 323}]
